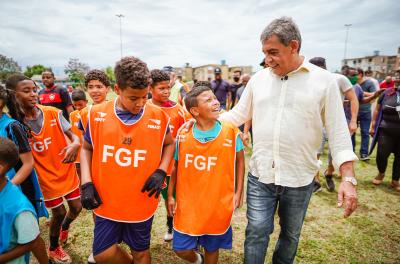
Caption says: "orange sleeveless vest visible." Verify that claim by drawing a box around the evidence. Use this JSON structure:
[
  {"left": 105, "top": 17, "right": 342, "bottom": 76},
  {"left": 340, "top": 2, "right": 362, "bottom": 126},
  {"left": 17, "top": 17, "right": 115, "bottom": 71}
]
[
  {"left": 79, "top": 106, "right": 90, "bottom": 132},
  {"left": 29, "top": 105, "right": 80, "bottom": 200},
  {"left": 147, "top": 101, "right": 185, "bottom": 175},
  {"left": 89, "top": 99, "right": 170, "bottom": 222},
  {"left": 69, "top": 110, "right": 82, "bottom": 162},
  {"left": 174, "top": 122, "right": 238, "bottom": 235}
]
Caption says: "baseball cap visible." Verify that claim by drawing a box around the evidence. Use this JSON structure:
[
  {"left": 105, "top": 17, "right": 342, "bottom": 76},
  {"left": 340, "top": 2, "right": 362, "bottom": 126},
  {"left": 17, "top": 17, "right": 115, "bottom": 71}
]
[
  {"left": 214, "top": 67, "right": 222, "bottom": 74},
  {"left": 309, "top": 57, "right": 326, "bottom": 69},
  {"left": 162, "top": 66, "right": 174, "bottom": 73}
]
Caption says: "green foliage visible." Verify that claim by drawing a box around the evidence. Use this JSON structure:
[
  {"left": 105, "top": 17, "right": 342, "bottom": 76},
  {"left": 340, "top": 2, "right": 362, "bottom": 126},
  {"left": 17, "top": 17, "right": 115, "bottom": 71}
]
[
  {"left": 64, "top": 58, "right": 90, "bottom": 86},
  {"left": 0, "top": 54, "right": 21, "bottom": 82},
  {"left": 104, "top": 66, "right": 116, "bottom": 86},
  {"left": 24, "top": 64, "right": 50, "bottom": 78}
]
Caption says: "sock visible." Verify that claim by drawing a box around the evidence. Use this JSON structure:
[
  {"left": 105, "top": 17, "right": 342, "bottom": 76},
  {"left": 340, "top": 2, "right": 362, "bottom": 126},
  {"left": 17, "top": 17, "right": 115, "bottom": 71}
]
[
  {"left": 167, "top": 216, "right": 173, "bottom": 232},
  {"left": 49, "top": 236, "right": 59, "bottom": 250},
  {"left": 61, "top": 217, "right": 74, "bottom": 231}
]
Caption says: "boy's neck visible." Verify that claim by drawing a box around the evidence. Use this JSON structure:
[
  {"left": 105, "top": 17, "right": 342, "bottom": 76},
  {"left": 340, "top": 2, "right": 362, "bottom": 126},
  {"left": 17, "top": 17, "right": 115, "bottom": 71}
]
[
  {"left": 23, "top": 106, "right": 37, "bottom": 119},
  {"left": 0, "top": 176, "right": 7, "bottom": 192},
  {"left": 151, "top": 98, "right": 164, "bottom": 107},
  {"left": 195, "top": 118, "right": 217, "bottom": 131}
]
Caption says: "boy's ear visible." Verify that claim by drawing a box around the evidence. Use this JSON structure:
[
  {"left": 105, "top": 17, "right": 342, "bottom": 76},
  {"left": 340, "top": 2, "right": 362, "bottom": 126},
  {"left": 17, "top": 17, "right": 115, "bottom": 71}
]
[
  {"left": 0, "top": 163, "right": 6, "bottom": 175},
  {"left": 114, "top": 84, "right": 121, "bottom": 95},
  {"left": 189, "top": 107, "right": 199, "bottom": 117}
]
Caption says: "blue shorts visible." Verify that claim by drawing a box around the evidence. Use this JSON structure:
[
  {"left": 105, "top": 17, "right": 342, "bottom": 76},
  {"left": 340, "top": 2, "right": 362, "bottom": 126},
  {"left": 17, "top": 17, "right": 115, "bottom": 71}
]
[
  {"left": 93, "top": 215, "right": 153, "bottom": 256},
  {"left": 173, "top": 227, "right": 232, "bottom": 252}
]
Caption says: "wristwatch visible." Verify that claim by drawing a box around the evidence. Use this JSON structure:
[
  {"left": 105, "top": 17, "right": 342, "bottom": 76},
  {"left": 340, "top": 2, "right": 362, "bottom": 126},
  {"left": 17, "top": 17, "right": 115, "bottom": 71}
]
[{"left": 343, "top": 176, "right": 357, "bottom": 186}]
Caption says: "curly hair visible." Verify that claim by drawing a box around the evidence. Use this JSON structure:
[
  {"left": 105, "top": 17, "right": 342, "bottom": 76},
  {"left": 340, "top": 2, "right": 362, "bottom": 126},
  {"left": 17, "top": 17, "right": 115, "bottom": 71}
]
[
  {"left": 114, "top": 56, "right": 150, "bottom": 90},
  {"left": 85, "top": 69, "right": 111, "bottom": 87},
  {"left": 150, "top": 69, "right": 170, "bottom": 86},
  {"left": 193, "top": 80, "right": 212, "bottom": 89}
]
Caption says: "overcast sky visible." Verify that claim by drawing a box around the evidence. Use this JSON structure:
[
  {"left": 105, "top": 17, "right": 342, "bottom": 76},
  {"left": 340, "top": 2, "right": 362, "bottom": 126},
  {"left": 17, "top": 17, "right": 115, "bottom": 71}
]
[{"left": 1, "top": 0, "right": 399, "bottom": 75}]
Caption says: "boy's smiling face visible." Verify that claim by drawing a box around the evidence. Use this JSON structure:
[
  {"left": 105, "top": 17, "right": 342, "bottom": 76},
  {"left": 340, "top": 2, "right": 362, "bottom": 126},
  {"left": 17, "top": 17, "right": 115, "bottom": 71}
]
[
  {"left": 87, "top": 80, "right": 109, "bottom": 104},
  {"left": 190, "top": 90, "right": 220, "bottom": 121},
  {"left": 150, "top": 81, "right": 171, "bottom": 104},
  {"left": 72, "top": 100, "right": 87, "bottom": 111},
  {"left": 115, "top": 85, "right": 149, "bottom": 114}
]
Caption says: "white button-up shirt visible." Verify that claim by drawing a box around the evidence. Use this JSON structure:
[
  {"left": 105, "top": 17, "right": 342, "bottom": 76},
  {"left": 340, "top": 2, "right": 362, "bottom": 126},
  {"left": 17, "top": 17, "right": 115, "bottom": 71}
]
[{"left": 220, "top": 58, "right": 358, "bottom": 187}]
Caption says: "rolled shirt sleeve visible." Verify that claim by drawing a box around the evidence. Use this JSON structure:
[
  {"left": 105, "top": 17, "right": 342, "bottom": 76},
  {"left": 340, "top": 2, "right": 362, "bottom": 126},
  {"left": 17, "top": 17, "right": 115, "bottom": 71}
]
[{"left": 323, "top": 77, "right": 358, "bottom": 170}]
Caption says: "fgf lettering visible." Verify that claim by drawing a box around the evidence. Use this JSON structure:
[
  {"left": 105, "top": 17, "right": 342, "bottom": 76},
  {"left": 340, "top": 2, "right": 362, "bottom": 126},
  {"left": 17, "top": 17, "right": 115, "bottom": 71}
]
[
  {"left": 102, "top": 145, "right": 147, "bottom": 167},
  {"left": 184, "top": 154, "right": 217, "bottom": 171},
  {"left": 32, "top": 137, "right": 52, "bottom": 152}
]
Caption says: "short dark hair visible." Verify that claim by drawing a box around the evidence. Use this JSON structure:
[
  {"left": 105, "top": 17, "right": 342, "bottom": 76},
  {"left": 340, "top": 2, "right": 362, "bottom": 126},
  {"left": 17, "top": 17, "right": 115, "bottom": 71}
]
[
  {"left": 184, "top": 86, "right": 212, "bottom": 114},
  {"left": 193, "top": 81, "right": 212, "bottom": 89},
  {"left": 114, "top": 56, "right": 150, "bottom": 90},
  {"left": 150, "top": 69, "right": 170, "bottom": 86},
  {"left": 357, "top": 68, "right": 365, "bottom": 76},
  {"left": 71, "top": 89, "right": 87, "bottom": 102},
  {"left": 42, "top": 70, "right": 54, "bottom": 77},
  {"left": 0, "top": 137, "right": 19, "bottom": 171},
  {"left": 85, "top": 69, "right": 110, "bottom": 87},
  {"left": 233, "top": 69, "right": 242, "bottom": 74},
  {"left": 365, "top": 69, "right": 373, "bottom": 75},
  {"left": 309, "top": 57, "right": 326, "bottom": 69}
]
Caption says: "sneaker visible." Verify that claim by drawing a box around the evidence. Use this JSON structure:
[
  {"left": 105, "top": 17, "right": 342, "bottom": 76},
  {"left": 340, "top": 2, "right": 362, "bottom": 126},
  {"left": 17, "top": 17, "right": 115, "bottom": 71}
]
[
  {"left": 59, "top": 229, "right": 68, "bottom": 245},
  {"left": 324, "top": 174, "right": 335, "bottom": 192},
  {"left": 48, "top": 246, "right": 71, "bottom": 264},
  {"left": 87, "top": 252, "right": 96, "bottom": 264},
  {"left": 360, "top": 154, "right": 370, "bottom": 161},
  {"left": 313, "top": 181, "right": 322, "bottom": 193}
]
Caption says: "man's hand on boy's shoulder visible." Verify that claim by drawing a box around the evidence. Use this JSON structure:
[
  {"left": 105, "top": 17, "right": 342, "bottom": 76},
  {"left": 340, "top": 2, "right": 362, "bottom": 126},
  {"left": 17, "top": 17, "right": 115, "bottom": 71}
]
[{"left": 141, "top": 169, "right": 167, "bottom": 198}]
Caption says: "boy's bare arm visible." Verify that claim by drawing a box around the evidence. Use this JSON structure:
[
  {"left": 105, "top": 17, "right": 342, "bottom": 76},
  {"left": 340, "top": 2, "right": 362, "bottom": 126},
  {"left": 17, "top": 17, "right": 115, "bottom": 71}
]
[
  {"left": 61, "top": 129, "right": 81, "bottom": 163},
  {"left": 158, "top": 132, "right": 175, "bottom": 172},
  {"left": 80, "top": 140, "right": 93, "bottom": 184},
  {"left": 167, "top": 161, "right": 178, "bottom": 216},
  {"left": 0, "top": 235, "right": 48, "bottom": 264},
  {"left": 235, "top": 150, "right": 245, "bottom": 208},
  {"left": 30, "top": 236, "right": 48, "bottom": 264}
]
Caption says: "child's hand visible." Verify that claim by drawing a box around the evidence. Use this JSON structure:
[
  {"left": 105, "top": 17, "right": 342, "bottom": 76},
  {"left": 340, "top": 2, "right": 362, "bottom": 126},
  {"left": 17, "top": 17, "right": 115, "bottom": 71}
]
[
  {"left": 167, "top": 196, "right": 176, "bottom": 216},
  {"left": 141, "top": 169, "right": 167, "bottom": 198},
  {"left": 60, "top": 142, "right": 80, "bottom": 163},
  {"left": 235, "top": 191, "right": 243, "bottom": 209}
]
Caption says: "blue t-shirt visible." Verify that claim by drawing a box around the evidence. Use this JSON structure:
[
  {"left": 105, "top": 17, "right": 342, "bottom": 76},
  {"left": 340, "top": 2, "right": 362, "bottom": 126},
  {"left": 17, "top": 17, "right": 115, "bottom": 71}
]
[
  {"left": 84, "top": 107, "right": 169, "bottom": 145},
  {"left": 174, "top": 121, "right": 244, "bottom": 160},
  {"left": 359, "top": 79, "right": 377, "bottom": 112}
]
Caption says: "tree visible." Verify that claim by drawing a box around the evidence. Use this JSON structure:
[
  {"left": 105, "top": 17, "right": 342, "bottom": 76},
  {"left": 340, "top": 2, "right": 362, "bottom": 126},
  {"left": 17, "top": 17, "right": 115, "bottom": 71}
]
[
  {"left": 64, "top": 58, "right": 90, "bottom": 85},
  {"left": 0, "top": 54, "right": 22, "bottom": 83},
  {"left": 24, "top": 64, "right": 51, "bottom": 78},
  {"left": 104, "top": 66, "right": 116, "bottom": 86}
]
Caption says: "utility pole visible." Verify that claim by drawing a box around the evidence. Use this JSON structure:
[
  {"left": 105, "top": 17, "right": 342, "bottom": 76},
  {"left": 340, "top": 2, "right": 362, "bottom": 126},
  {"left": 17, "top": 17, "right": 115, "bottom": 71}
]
[
  {"left": 116, "top": 14, "right": 124, "bottom": 58},
  {"left": 344, "top": 24, "right": 352, "bottom": 61}
]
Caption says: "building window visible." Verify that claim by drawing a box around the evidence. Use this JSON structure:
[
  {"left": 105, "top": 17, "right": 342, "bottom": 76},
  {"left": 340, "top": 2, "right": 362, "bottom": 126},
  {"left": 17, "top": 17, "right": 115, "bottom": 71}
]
[
  {"left": 368, "top": 58, "right": 372, "bottom": 62},
  {"left": 353, "top": 60, "right": 356, "bottom": 64}
]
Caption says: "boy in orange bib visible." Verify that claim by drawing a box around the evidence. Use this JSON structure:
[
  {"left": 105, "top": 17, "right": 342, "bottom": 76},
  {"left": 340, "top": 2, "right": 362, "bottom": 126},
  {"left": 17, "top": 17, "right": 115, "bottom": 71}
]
[
  {"left": 80, "top": 57, "right": 175, "bottom": 264},
  {"left": 168, "top": 85, "right": 245, "bottom": 264},
  {"left": 70, "top": 89, "right": 88, "bottom": 178},
  {"left": 8, "top": 74, "right": 82, "bottom": 264},
  {"left": 148, "top": 69, "right": 186, "bottom": 242}
]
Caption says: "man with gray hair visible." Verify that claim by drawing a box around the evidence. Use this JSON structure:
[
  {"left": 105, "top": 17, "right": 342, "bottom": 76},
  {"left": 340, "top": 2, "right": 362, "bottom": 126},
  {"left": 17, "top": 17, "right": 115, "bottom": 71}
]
[{"left": 219, "top": 17, "right": 358, "bottom": 263}]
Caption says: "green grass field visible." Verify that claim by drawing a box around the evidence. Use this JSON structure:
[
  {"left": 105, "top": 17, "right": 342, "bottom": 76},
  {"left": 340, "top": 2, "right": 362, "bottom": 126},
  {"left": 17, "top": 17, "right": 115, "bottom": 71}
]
[{"left": 31, "top": 107, "right": 400, "bottom": 263}]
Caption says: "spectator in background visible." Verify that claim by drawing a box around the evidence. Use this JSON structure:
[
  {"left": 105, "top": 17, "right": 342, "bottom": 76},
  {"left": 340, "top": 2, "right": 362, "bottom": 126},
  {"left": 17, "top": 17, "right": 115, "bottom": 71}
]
[
  {"left": 355, "top": 68, "right": 377, "bottom": 160},
  {"left": 369, "top": 76, "right": 400, "bottom": 192},
  {"left": 230, "top": 70, "right": 242, "bottom": 108},
  {"left": 365, "top": 70, "right": 380, "bottom": 90},
  {"left": 211, "top": 67, "right": 231, "bottom": 110},
  {"left": 163, "top": 66, "right": 183, "bottom": 103},
  {"left": 380, "top": 76, "right": 395, "bottom": 90},
  {"left": 39, "top": 71, "right": 73, "bottom": 120}
]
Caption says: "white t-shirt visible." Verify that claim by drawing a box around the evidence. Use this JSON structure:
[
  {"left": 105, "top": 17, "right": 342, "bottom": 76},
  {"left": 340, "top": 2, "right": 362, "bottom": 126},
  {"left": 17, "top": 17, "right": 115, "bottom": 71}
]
[{"left": 333, "top": 73, "right": 352, "bottom": 101}]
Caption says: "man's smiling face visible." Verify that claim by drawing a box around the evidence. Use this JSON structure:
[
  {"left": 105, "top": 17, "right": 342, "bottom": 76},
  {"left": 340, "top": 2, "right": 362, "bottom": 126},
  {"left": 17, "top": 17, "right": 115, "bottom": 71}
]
[{"left": 262, "top": 35, "right": 299, "bottom": 76}]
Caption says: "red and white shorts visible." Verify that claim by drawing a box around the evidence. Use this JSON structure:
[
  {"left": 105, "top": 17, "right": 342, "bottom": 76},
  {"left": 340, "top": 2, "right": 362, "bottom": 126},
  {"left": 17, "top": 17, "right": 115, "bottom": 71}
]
[{"left": 44, "top": 188, "right": 81, "bottom": 209}]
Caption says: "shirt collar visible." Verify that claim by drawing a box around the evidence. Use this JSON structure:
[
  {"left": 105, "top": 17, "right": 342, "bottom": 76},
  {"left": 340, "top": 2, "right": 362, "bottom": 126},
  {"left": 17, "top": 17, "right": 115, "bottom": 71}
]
[{"left": 286, "top": 56, "right": 311, "bottom": 77}]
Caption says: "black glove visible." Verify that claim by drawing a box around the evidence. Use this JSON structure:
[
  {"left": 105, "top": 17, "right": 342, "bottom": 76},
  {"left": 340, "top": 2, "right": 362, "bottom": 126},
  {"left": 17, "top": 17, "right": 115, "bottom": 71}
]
[
  {"left": 141, "top": 169, "right": 167, "bottom": 198},
  {"left": 81, "top": 182, "right": 102, "bottom": 210}
]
